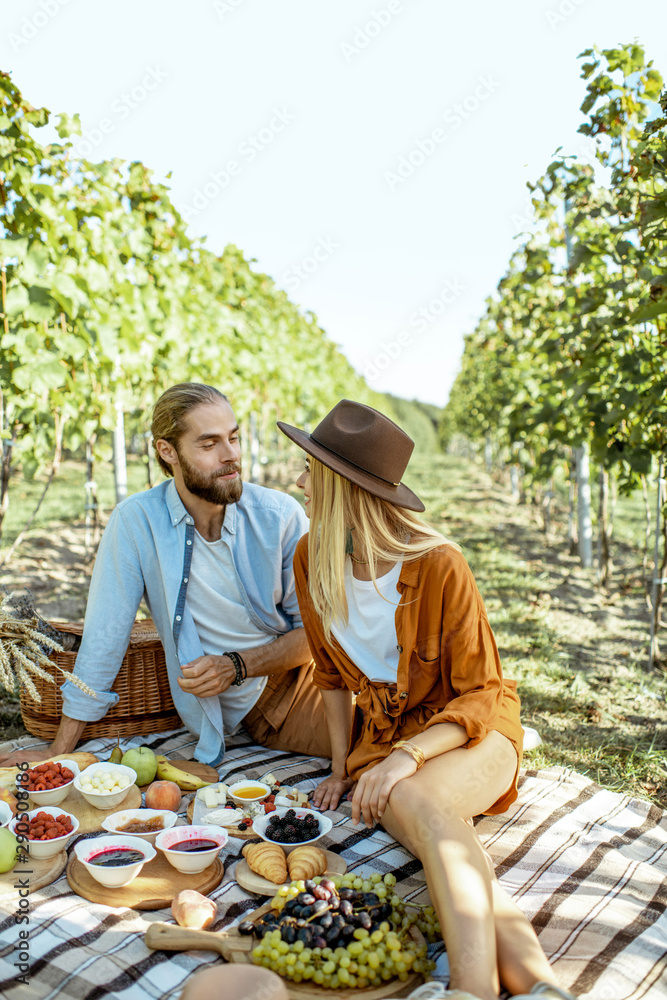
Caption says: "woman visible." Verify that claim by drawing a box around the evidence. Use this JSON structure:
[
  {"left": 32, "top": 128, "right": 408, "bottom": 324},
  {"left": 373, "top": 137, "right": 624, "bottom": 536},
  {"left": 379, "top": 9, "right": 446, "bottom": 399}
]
[{"left": 278, "top": 400, "right": 574, "bottom": 1000}]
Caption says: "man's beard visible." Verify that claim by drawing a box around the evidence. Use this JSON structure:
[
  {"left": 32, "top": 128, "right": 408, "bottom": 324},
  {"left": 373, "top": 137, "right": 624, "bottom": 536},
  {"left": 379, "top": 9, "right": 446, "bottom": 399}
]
[{"left": 177, "top": 452, "right": 243, "bottom": 506}]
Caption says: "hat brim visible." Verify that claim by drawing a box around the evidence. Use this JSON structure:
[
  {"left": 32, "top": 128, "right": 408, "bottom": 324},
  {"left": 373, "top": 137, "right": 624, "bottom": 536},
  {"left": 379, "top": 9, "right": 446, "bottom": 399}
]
[{"left": 277, "top": 421, "right": 425, "bottom": 512}]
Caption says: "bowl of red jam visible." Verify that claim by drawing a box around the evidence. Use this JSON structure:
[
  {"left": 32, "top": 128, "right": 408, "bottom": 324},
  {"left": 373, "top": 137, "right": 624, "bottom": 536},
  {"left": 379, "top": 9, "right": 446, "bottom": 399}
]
[
  {"left": 74, "top": 835, "right": 156, "bottom": 887},
  {"left": 155, "top": 825, "right": 228, "bottom": 873}
]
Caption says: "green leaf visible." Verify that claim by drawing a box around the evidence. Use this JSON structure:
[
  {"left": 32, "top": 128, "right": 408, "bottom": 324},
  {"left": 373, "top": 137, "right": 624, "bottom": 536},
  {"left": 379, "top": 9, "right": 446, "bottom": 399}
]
[{"left": 4, "top": 284, "right": 29, "bottom": 316}]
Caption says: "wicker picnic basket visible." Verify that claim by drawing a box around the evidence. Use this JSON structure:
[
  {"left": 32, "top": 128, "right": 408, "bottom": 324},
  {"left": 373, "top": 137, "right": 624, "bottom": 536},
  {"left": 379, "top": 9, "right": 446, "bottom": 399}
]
[{"left": 19, "top": 619, "right": 182, "bottom": 740}]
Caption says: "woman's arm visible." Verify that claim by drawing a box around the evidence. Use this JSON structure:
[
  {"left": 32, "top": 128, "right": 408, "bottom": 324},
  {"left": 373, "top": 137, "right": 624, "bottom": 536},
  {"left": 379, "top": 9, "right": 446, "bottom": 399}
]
[{"left": 310, "top": 688, "right": 355, "bottom": 811}]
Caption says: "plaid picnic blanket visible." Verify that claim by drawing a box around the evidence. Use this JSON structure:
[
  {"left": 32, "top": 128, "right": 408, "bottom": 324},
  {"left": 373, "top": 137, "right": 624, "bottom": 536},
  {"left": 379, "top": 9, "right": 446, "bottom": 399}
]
[{"left": 0, "top": 728, "right": 665, "bottom": 1000}]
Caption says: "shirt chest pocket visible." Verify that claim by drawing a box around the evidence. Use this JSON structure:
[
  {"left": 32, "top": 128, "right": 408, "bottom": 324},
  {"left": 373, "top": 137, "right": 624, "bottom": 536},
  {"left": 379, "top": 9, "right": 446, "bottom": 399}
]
[{"left": 413, "top": 634, "right": 441, "bottom": 665}]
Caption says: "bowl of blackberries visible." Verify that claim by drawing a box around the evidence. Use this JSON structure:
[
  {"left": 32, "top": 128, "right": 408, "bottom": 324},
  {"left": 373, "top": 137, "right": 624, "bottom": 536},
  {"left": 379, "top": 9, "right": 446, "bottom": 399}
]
[{"left": 252, "top": 807, "right": 332, "bottom": 849}]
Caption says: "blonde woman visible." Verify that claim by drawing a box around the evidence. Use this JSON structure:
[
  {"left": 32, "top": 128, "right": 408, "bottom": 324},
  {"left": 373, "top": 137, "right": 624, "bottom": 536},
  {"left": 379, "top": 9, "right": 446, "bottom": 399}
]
[{"left": 278, "top": 400, "right": 574, "bottom": 1000}]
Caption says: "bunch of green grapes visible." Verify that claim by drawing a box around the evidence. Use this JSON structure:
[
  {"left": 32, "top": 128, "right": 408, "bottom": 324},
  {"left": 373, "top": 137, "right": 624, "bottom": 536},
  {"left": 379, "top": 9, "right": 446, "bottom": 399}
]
[{"left": 238, "top": 872, "right": 439, "bottom": 988}]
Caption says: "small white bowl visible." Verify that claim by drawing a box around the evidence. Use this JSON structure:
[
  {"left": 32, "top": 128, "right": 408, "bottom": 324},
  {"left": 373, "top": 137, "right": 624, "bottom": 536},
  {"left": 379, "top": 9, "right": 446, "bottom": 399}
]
[
  {"left": 155, "top": 824, "right": 227, "bottom": 873},
  {"left": 74, "top": 762, "right": 137, "bottom": 810},
  {"left": 15, "top": 760, "right": 80, "bottom": 807},
  {"left": 10, "top": 805, "right": 80, "bottom": 860},
  {"left": 101, "top": 808, "right": 178, "bottom": 845},
  {"left": 228, "top": 780, "right": 271, "bottom": 805},
  {"left": 0, "top": 801, "right": 15, "bottom": 828},
  {"left": 74, "top": 835, "right": 156, "bottom": 888},
  {"left": 252, "top": 807, "right": 332, "bottom": 851}
]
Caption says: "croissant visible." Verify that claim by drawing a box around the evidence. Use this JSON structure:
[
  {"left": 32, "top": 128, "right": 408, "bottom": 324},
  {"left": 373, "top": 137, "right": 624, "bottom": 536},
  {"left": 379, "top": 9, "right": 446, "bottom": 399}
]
[
  {"left": 242, "top": 841, "right": 287, "bottom": 884},
  {"left": 287, "top": 845, "right": 328, "bottom": 881}
]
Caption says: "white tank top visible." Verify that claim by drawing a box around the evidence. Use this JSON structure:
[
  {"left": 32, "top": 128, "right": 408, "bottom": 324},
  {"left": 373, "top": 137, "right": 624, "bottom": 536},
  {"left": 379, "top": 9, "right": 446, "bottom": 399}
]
[{"left": 331, "top": 559, "right": 402, "bottom": 684}]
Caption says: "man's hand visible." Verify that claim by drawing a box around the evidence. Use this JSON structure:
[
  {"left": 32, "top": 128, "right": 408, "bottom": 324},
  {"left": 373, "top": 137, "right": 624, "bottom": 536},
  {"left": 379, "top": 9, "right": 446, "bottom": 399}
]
[
  {"left": 0, "top": 750, "right": 51, "bottom": 767},
  {"left": 178, "top": 655, "right": 237, "bottom": 698},
  {"left": 351, "top": 750, "right": 417, "bottom": 828},
  {"left": 311, "top": 773, "right": 355, "bottom": 812}
]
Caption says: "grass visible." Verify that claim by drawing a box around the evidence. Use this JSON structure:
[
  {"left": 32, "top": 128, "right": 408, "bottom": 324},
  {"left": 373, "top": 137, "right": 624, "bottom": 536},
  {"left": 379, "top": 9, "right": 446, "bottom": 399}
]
[{"left": 1, "top": 451, "right": 666, "bottom": 809}]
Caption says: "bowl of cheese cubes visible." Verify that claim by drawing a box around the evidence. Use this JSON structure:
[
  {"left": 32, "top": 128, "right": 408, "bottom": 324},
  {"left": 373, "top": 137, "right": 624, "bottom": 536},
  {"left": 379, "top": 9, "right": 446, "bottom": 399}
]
[{"left": 74, "top": 762, "right": 137, "bottom": 809}]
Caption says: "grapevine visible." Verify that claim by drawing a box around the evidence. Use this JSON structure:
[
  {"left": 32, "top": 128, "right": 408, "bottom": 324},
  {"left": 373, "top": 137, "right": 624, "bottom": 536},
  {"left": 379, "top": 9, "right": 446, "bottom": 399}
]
[{"left": 237, "top": 872, "right": 440, "bottom": 989}]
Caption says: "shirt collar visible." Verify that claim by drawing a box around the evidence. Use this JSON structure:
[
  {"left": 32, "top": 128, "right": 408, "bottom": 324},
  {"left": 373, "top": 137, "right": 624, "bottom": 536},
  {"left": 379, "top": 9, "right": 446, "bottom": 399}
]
[
  {"left": 165, "top": 478, "right": 189, "bottom": 525},
  {"left": 398, "top": 558, "right": 421, "bottom": 589}
]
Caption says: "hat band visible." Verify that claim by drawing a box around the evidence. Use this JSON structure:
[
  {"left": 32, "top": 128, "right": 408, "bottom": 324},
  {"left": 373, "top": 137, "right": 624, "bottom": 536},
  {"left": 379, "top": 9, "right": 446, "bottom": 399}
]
[{"left": 309, "top": 431, "right": 401, "bottom": 487}]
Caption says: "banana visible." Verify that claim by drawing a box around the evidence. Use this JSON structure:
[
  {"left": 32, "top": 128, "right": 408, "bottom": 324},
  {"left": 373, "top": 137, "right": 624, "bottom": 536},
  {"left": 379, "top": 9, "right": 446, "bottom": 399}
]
[{"left": 156, "top": 755, "right": 213, "bottom": 791}]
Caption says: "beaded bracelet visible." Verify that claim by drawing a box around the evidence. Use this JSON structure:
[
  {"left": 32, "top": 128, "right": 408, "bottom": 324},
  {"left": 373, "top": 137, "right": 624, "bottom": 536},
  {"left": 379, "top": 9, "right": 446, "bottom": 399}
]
[
  {"left": 224, "top": 651, "right": 247, "bottom": 686},
  {"left": 392, "top": 740, "right": 426, "bottom": 769}
]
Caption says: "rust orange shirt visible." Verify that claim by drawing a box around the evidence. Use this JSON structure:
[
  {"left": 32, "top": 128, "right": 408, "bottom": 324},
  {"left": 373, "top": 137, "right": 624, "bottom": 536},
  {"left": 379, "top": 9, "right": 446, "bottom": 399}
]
[{"left": 293, "top": 535, "right": 523, "bottom": 814}]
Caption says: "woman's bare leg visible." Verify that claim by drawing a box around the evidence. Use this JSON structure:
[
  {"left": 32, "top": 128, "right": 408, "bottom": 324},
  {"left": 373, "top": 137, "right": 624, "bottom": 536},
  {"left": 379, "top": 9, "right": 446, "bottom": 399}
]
[{"left": 380, "top": 731, "right": 554, "bottom": 1000}]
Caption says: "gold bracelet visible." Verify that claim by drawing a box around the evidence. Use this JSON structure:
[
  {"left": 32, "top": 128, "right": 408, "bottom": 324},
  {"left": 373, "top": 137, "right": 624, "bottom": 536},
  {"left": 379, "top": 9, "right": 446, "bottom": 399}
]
[{"left": 392, "top": 740, "right": 426, "bottom": 769}]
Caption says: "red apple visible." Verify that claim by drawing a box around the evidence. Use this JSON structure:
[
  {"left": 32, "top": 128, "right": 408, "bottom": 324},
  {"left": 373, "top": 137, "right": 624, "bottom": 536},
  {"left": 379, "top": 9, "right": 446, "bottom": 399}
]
[{"left": 145, "top": 780, "right": 181, "bottom": 812}]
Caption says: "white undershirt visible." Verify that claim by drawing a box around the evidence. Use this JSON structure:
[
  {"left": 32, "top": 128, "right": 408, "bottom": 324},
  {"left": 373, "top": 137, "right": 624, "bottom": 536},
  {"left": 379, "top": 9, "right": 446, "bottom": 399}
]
[
  {"left": 331, "top": 559, "right": 402, "bottom": 683},
  {"left": 186, "top": 530, "right": 270, "bottom": 734}
]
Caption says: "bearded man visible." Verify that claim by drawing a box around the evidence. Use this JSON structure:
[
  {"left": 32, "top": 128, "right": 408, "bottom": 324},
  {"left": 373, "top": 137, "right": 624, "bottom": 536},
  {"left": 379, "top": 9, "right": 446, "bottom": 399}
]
[{"left": 2, "top": 384, "right": 330, "bottom": 766}]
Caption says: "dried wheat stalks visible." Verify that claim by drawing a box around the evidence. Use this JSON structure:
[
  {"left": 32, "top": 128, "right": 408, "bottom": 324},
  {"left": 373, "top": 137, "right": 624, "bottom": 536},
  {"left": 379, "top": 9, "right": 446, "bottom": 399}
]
[{"left": 0, "top": 595, "right": 97, "bottom": 703}]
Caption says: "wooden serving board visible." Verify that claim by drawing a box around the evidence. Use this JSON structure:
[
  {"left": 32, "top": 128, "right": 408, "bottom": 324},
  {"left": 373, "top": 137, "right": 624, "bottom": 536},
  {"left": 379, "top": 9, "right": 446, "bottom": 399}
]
[
  {"left": 145, "top": 902, "right": 422, "bottom": 999},
  {"left": 186, "top": 797, "right": 258, "bottom": 839},
  {"left": 67, "top": 851, "right": 224, "bottom": 910},
  {"left": 235, "top": 850, "right": 347, "bottom": 896},
  {"left": 0, "top": 850, "right": 67, "bottom": 899},
  {"left": 140, "top": 760, "right": 218, "bottom": 793},
  {"left": 26, "top": 782, "right": 143, "bottom": 834}
]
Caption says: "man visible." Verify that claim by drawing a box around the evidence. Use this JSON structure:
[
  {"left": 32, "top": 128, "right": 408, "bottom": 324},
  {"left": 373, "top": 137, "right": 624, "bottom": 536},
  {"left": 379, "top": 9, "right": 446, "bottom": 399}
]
[{"left": 1, "top": 383, "right": 330, "bottom": 766}]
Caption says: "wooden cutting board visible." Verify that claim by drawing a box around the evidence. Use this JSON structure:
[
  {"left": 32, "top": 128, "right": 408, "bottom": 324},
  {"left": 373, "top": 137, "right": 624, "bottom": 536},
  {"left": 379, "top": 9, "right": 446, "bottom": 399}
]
[
  {"left": 186, "top": 798, "right": 258, "bottom": 839},
  {"left": 235, "top": 850, "right": 347, "bottom": 896},
  {"left": 145, "top": 902, "right": 422, "bottom": 999},
  {"left": 0, "top": 850, "right": 67, "bottom": 899},
  {"left": 29, "top": 782, "right": 143, "bottom": 834},
  {"left": 67, "top": 851, "right": 224, "bottom": 910}
]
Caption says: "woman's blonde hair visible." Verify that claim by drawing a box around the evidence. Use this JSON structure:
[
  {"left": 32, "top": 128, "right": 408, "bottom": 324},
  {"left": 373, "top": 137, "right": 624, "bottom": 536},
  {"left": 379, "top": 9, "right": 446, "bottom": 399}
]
[{"left": 306, "top": 457, "right": 457, "bottom": 639}]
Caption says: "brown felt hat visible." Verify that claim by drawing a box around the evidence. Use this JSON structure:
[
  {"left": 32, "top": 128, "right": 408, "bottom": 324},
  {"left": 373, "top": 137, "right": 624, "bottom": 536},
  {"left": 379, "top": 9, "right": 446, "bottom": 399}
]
[{"left": 277, "top": 400, "right": 425, "bottom": 512}]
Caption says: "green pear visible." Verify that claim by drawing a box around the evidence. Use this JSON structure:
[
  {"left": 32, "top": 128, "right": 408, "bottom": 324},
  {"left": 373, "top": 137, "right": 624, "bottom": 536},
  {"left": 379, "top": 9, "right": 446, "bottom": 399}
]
[{"left": 109, "top": 740, "right": 123, "bottom": 765}]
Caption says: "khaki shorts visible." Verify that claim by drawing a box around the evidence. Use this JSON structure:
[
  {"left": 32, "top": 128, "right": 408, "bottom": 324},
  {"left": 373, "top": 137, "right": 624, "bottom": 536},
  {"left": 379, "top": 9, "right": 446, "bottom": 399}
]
[{"left": 242, "top": 661, "right": 332, "bottom": 759}]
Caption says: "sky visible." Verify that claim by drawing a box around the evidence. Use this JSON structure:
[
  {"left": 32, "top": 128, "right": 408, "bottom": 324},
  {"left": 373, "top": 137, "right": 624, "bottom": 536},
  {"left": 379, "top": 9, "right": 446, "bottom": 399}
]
[{"left": 2, "top": 1, "right": 667, "bottom": 408}]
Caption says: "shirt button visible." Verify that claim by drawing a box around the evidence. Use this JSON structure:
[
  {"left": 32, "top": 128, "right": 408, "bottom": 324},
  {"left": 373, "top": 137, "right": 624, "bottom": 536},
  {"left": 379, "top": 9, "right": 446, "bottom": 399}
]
[
  {"left": 186, "top": 540, "right": 192, "bottom": 545},
  {"left": 175, "top": 615, "right": 182, "bottom": 622},
  {"left": 186, "top": 517, "right": 192, "bottom": 524},
  {"left": 396, "top": 644, "right": 403, "bottom": 653},
  {"left": 399, "top": 691, "right": 408, "bottom": 700},
  {"left": 183, "top": 577, "right": 189, "bottom": 583}
]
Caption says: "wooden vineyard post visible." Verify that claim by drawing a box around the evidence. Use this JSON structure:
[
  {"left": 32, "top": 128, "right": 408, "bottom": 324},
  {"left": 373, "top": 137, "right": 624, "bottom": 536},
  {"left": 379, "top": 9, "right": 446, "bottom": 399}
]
[
  {"left": 575, "top": 444, "right": 593, "bottom": 568},
  {"left": 648, "top": 455, "right": 666, "bottom": 671}
]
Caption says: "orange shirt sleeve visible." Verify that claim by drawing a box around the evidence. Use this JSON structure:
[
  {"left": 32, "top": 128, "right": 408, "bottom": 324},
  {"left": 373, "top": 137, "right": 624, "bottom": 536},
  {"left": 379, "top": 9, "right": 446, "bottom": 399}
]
[
  {"left": 293, "top": 535, "right": 347, "bottom": 691},
  {"left": 421, "top": 549, "right": 504, "bottom": 747}
]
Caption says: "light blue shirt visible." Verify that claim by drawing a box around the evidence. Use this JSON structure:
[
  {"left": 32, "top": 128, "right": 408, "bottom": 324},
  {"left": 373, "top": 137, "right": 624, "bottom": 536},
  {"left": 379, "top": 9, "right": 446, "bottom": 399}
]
[{"left": 60, "top": 479, "right": 308, "bottom": 765}]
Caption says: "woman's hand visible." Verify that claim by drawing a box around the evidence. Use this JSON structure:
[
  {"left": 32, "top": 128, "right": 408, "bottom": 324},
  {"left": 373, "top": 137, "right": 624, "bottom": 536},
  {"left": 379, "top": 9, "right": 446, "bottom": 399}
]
[
  {"left": 311, "top": 773, "right": 355, "bottom": 812},
  {"left": 351, "top": 750, "right": 417, "bottom": 827}
]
